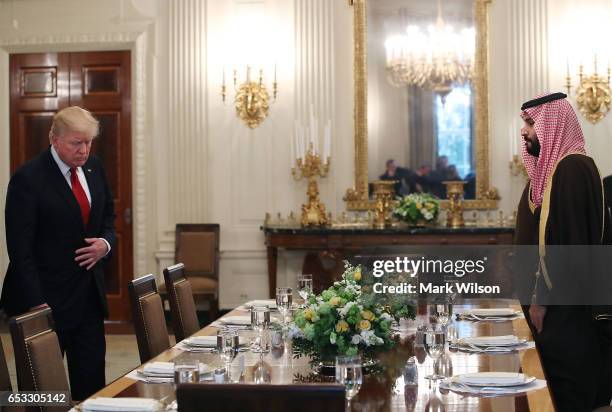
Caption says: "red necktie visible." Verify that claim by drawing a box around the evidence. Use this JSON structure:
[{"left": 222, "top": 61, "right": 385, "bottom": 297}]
[{"left": 70, "top": 167, "right": 90, "bottom": 226}]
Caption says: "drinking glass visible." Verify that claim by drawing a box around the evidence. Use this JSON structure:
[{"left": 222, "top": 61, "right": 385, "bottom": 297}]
[
  {"left": 250, "top": 306, "right": 270, "bottom": 353},
  {"left": 217, "top": 328, "right": 238, "bottom": 364},
  {"left": 335, "top": 355, "right": 363, "bottom": 402},
  {"left": 174, "top": 359, "right": 200, "bottom": 383},
  {"left": 431, "top": 302, "right": 452, "bottom": 327},
  {"left": 276, "top": 287, "right": 293, "bottom": 324},
  {"left": 423, "top": 324, "right": 446, "bottom": 381},
  {"left": 297, "top": 274, "right": 313, "bottom": 305}
]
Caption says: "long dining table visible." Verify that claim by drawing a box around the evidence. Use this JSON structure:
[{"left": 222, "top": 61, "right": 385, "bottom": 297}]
[{"left": 87, "top": 299, "right": 552, "bottom": 411}]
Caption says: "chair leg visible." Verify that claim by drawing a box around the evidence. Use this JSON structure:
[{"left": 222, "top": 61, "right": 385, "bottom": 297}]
[{"left": 209, "top": 298, "right": 219, "bottom": 321}]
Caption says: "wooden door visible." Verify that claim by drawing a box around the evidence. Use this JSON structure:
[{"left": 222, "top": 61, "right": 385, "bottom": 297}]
[{"left": 9, "top": 51, "right": 133, "bottom": 329}]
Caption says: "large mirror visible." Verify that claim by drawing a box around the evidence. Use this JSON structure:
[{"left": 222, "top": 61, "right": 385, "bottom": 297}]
[{"left": 345, "top": 0, "right": 499, "bottom": 210}]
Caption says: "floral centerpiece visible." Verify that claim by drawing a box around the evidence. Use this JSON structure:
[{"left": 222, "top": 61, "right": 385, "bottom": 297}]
[
  {"left": 393, "top": 193, "right": 440, "bottom": 226},
  {"left": 289, "top": 262, "right": 412, "bottom": 368}
]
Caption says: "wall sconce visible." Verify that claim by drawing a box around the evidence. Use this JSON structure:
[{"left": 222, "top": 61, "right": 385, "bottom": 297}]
[
  {"left": 221, "top": 66, "right": 278, "bottom": 129},
  {"left": 565, "top": 56, "right": 611, "bottom": 124}
]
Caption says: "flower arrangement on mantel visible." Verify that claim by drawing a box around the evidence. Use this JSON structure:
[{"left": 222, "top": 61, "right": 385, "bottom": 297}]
[
  {"left": 289, "top": 262, "right": 414, "bottom": 365},
  {"left": 393, "top": 193, "right": 440, "bottom": 226}
]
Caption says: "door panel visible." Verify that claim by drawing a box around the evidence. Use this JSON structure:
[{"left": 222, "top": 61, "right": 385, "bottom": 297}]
[{"left": 9, "top": 51, "right": 133, "bottom": 325}]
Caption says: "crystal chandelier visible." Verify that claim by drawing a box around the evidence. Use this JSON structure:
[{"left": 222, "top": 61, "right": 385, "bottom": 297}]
[{"left": 384, "top": 1, "right": 475, "bottom": 101}]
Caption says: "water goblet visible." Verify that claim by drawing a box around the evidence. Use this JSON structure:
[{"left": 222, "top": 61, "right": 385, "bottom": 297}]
[
  {"left": 276, "top": 287, "right": 293, "bottom": 324},
  {"left": 297, "top": 274, "right": 313, "bottom": 305},
  {"left": 423, "top": 324, "right": 446, "bottom": 382},
  {"left": 217, "top": 328, "right": 238, "bottom": 365},
  {"left": 335, "top": 355, "right": 363, "bottom": 405},
  {"left": 250, "top": 305, "right": 270, "bottom": 353}
]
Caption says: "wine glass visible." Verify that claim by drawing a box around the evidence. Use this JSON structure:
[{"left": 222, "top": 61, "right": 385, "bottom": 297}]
[
  {"left": 424, "top": 324, "right": 446, "bottom": 382},
  {"left": 297, "top": 274, "right": 313, "bottom": 305},
  {"left": 250, "top": 306, "right": 270, "bottom": 353},
  {"left": 430, "top": 302, "right": 452, "bottom": 327},
  {"left": 276, "top": 287, "right": 293, "bottom": 324},
  {"left": 335, "top": 355, "right": 363, "bottom": 405}
]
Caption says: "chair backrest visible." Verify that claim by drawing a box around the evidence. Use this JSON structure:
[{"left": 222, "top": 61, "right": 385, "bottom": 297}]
[
  {"left": 175, "top": 224, "right": 220, "bottom": 280},
  {"left": 163, "top": 263, "right": 200, "bottom": 342},
  {"left": 0, "top": 337, "right": 12, "bottom": 392},
  {"left": 176, "top": 383, "right": 346, "bottom": 412},
  {"left": 128, "top": 275, "right": 170, "bottom": 363},
  {"left": 9, "top": 308, "right": 69, "bottom": 394}
]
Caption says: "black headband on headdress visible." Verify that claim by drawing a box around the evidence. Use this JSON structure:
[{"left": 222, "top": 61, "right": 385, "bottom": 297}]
[{"left": 520, "top": 93, "right": 567, "bottom": 111}]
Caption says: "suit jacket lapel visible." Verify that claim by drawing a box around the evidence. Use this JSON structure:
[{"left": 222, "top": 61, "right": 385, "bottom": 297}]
[{"left": 43, "top": 148, "right": 85, "bottom": 230}]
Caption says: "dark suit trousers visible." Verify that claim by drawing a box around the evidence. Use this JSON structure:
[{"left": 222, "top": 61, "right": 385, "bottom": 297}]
[
  {"left": 523, "top": 306, "right": 612, "bottom": 412},
  {"left": 56, "top": 282, "right": 106, "bottom": 401}
]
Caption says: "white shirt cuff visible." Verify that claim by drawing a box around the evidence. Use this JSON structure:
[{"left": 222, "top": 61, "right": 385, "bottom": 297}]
[{"left": 99, "top": 238, "right": 111, "bottom": 257}]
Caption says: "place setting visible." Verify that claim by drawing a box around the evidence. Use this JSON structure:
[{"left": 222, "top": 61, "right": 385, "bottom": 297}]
[
  {"left": 126, "top": 360, "right": 213, "bottom": 384},
  {"left": 449, "top": 334, "right": 535, "bottom": 354},
  {"left": 439, "top": 371, "right": 547, "bottom": 397},
  {"left": 455, "top": 307, "right": 524, "bottom": 322}
]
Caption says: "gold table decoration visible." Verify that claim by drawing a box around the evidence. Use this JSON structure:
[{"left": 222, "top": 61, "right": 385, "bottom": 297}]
[
  {"left": 292, "top": 143, "right": 330, "bottom": 227},
  {"left": 371, "top": 180, "right": 396, "bottom": 229},
  {"left": 444, "top": 180, "right": 467, "bottom": 228}
]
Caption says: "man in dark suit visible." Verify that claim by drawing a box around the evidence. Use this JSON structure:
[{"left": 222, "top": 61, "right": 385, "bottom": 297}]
[
  {"left": 604, "top": 175, "right": 612, "bottom": 219},
  {"left": 1, "top": 106, "right": 115, "bottom": 400}
]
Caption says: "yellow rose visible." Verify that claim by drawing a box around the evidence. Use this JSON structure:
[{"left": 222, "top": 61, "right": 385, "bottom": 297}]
[
  {"left": 361, "top": 310, "right": 375, "bottom": 321},
  {"left": 336, "top": 320, "right": 349, "bottom": 333},
  {"left": 329, "top": 296, "right": 342, "bottom": 307},
  {"left": 416, "top": 202, "right": 422, "bottom": 209},
  {"left": 358, "top": 319, "right": 371, "bottom": 331},
  {"left": 304, "top": 308, "right": 314, "bottom": 321},
  {"left": 354, "top": 269, "right": 362, "bottom": 281}
]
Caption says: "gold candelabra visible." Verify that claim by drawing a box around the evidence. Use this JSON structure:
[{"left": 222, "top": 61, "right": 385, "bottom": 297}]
[
  {"left": 565, "top": 56, "right": 611, "bottom": 124},
  {"left": 371, "top": 180, "right": 396, "bottom": 229},
  {"left": 443, "top": 181, "right": 466, "bottom": 228},
  {"left": 292, "top": 143, "right": 330, "bottom": 227},
  {"left": 221, "top": 65, "right": 278, "bottom": 129}
]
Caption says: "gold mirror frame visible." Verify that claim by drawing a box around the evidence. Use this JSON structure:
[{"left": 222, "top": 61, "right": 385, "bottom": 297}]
[{"left": 344, "top": 0, "right": 499, "bottom": 210}]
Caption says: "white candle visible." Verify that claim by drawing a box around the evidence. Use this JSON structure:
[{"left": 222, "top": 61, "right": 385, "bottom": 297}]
[
  {"left": 291, "top": 121, "right": 297, "bottom": 167},
  {"left": 298, "top": 126, "right": 305, "bottom": 159},
  {"left": 325, "top": 120, "right": 331, "bottom": 160}
]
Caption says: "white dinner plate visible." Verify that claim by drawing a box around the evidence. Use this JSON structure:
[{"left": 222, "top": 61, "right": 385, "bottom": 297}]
[{"left": 453, "top": 372, "right": 536, "bottom": 387}]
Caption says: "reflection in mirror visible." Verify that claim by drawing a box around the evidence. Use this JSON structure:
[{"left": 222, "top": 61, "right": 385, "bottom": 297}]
[{"left": 368, "top": 0, "right": 476, "bottom": 200}]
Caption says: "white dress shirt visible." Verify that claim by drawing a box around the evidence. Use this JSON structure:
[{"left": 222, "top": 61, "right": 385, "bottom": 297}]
[{"left": 50, "top": 146, "right": 111, "bottom": 255}]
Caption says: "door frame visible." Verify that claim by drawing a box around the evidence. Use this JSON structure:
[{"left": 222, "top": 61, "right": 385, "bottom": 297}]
[{"left": 0, "top": 29, "right": 152, "bottom": 329}]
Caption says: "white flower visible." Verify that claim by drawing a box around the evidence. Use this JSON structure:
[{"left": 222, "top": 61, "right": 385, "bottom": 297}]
[
  {"left": 420, "top": 208, "right": 428, "bottom": 215},
  {"left": 351, "top": 335, "right": 361, "bottom": 345},
  {"left": 339, "top": 301, "right": 356, "bottom": 318},
  {"left": 360, "top": 330, "right": 384, "bottom": 346},
  {"left": 380, "top": 312, "right": 393, "bottom": 322},
  {"left": 288, "top": 324, "right": 304, "bottom": 339}
]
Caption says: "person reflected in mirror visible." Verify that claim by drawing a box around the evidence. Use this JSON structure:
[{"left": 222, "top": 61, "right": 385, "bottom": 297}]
[
  {"left": 379, "top": 159, "right": 412, "bottom": 197},
  {"left": 429, "top": 156, "right": 450, "bottom": 198},
  {"left": 445, "top": 164, "right": 461, "bottom": 181}
]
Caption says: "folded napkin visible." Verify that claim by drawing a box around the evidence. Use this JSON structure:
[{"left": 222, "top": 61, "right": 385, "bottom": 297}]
[
  {"left": 459, "top": 335, "right": 519, "bottom": 346},
  {"left": 142, "top": 361, "right": 209, "bottom": 377},
  {"left": 219, "top": 316, "right": 252, "bottom": 326},
  {"left": 185, "top": 335, "right": 247, "bottom": 347},
  {"left": 81, "top": 397, "right": 162, "bottom": 412},
  {"left": 455, "top": 372, "right": 528, "bottom": 386},
  {"left": 143, "top": 362, "right": 175, "bottom": 376},
  {"left": 469, "top": 308, "right": 516, "bottom": 317},
  {"left": 245, "top": 299, "right": 277, "bottom": 309}
]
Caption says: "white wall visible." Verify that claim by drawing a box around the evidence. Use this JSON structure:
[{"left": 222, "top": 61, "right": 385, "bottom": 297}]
[{"left": 1, "top": 0, "right": 611, "bottom": 309}]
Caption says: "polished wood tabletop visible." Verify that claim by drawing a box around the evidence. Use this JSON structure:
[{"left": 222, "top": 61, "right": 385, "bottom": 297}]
[{"left": 90, "top": 299, "right": 552, "bottom": 411}]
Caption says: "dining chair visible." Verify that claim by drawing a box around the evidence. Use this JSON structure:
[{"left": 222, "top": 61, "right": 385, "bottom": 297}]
[
  {"left": 159, "top": 224, "right": 220, "bottom": 321},
  {"left": 9, "top": 307, "right": 70, "bottom": 408},
  {"left": 163, "top": 263, "right": 200, "bottom": 342},
  {"left": 176, "top": 383, "right": 346, "bottom": 412},
  {"left": 128, "top": 274, "right": 171, "bottom": 363}
]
